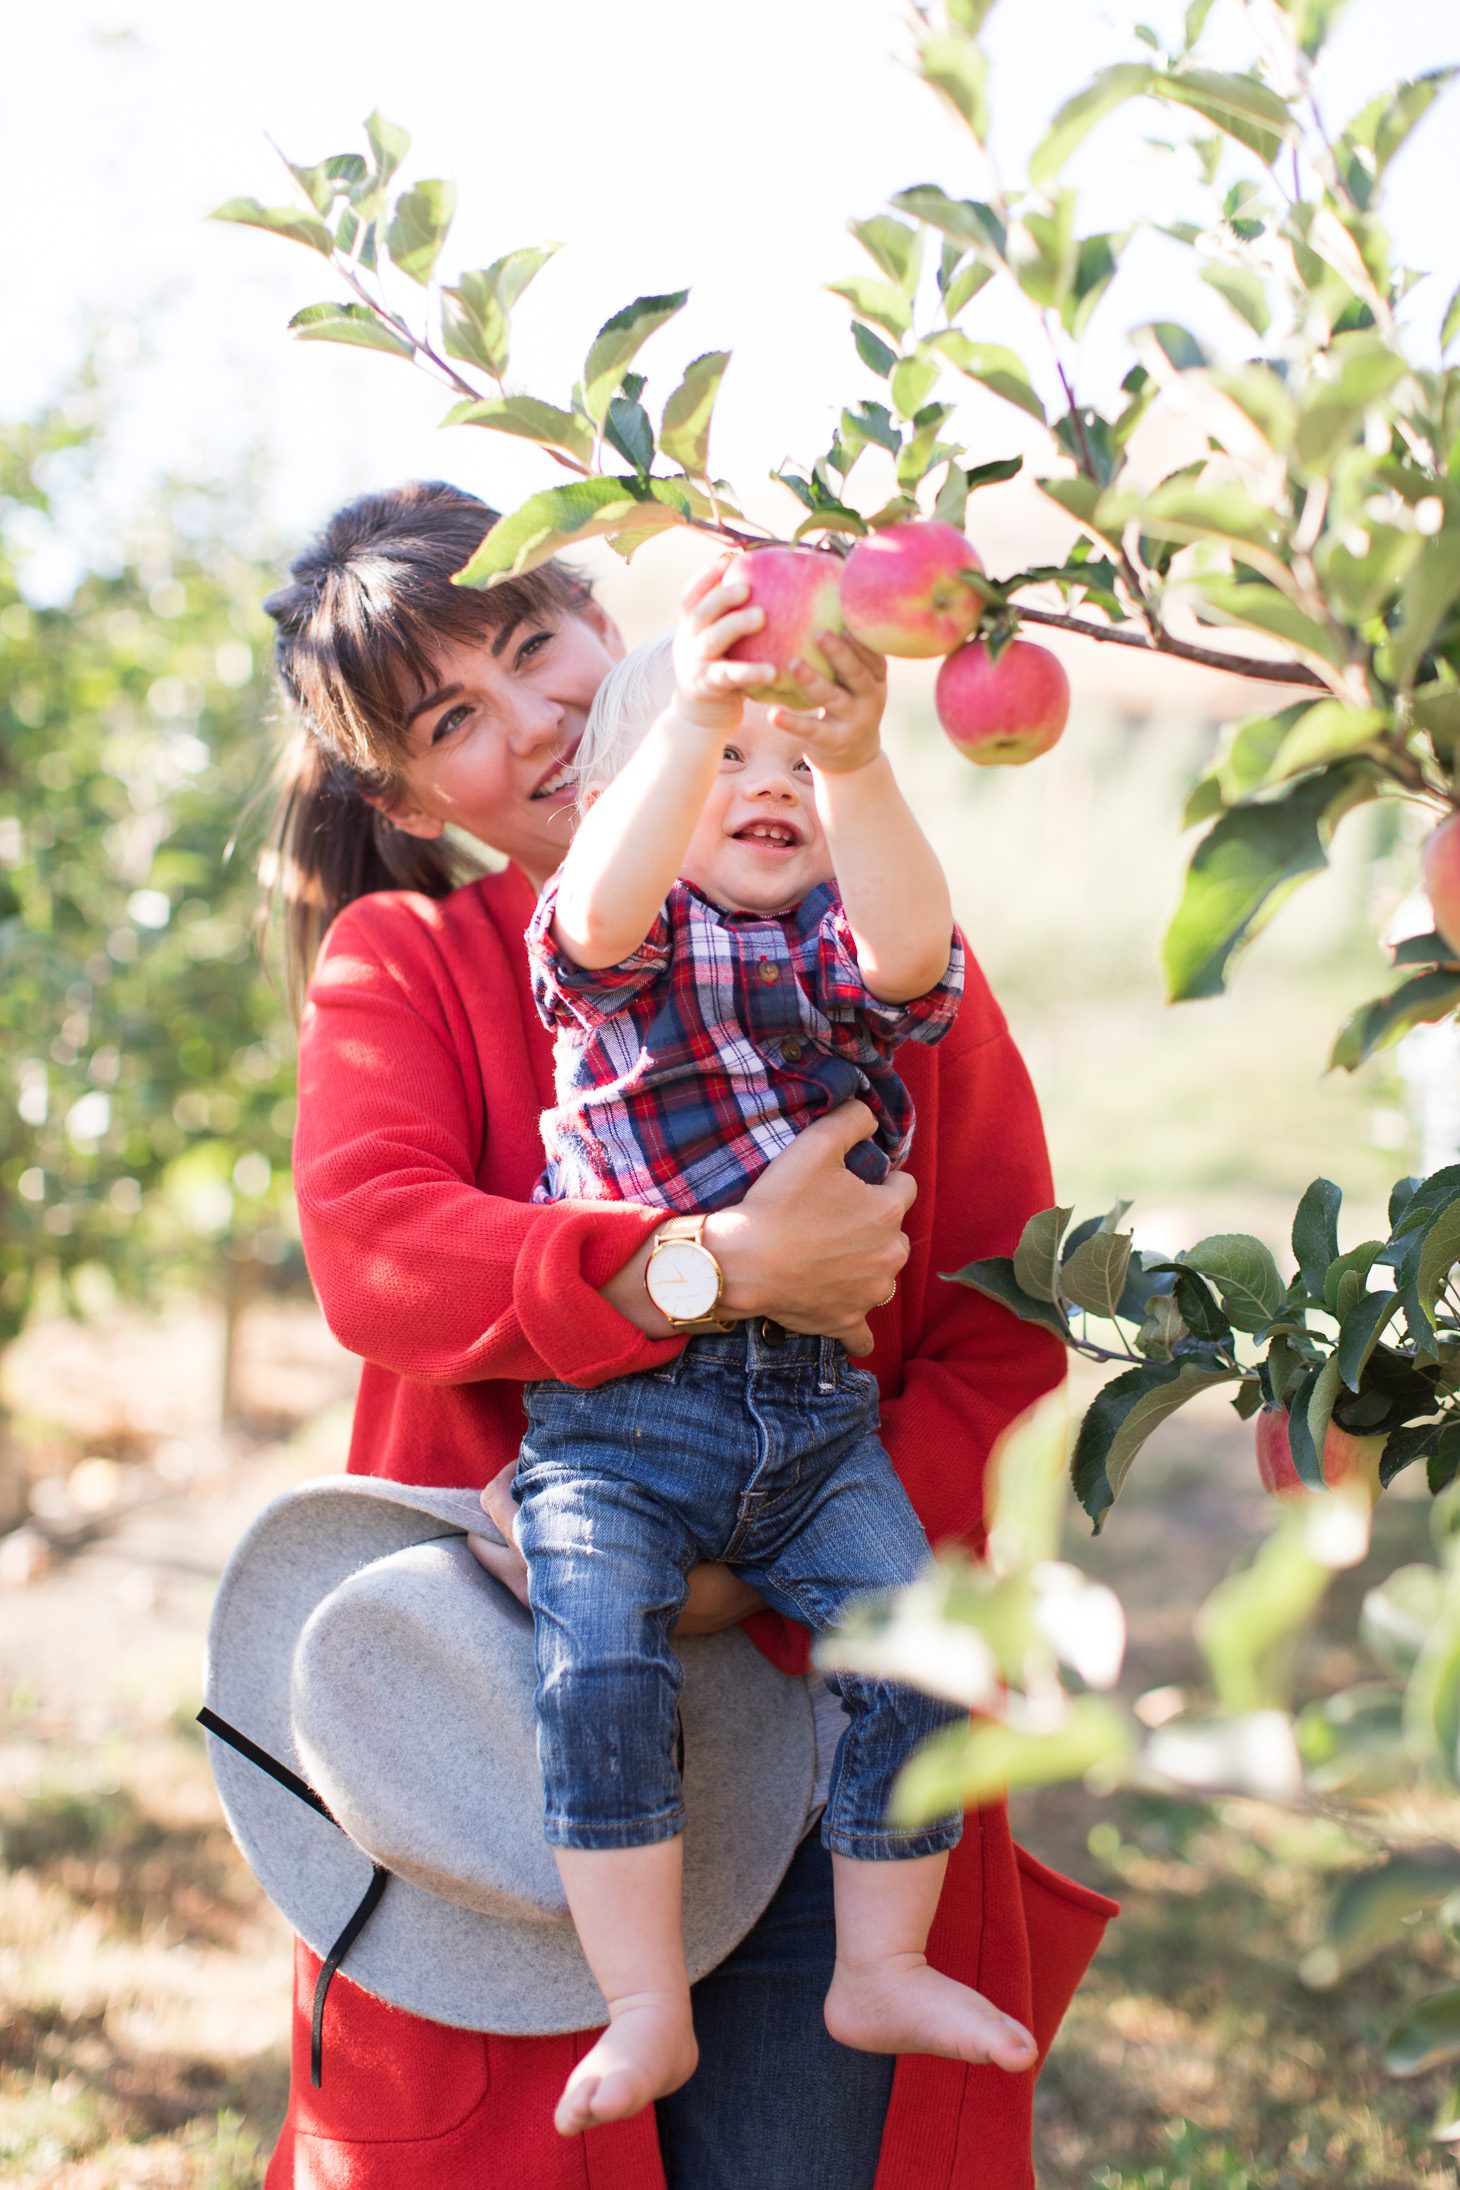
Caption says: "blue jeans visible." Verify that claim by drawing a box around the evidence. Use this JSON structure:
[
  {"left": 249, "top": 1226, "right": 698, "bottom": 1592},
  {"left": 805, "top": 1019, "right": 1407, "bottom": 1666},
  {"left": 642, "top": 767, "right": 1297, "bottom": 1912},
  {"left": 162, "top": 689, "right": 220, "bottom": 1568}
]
[
  {"left": 660, "top": 1827, "right": 894, "bottom": 2190},
  {"left": 514, "top": 1319, "right": 963, "bottom": 1860}
]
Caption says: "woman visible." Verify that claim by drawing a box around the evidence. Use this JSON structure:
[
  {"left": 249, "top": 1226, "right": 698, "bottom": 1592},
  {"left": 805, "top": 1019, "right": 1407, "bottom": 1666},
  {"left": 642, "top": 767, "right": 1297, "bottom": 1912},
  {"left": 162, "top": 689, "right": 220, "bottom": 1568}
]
[{"left": 260, "top": 479, "right": 1117, "bottom": 2190}]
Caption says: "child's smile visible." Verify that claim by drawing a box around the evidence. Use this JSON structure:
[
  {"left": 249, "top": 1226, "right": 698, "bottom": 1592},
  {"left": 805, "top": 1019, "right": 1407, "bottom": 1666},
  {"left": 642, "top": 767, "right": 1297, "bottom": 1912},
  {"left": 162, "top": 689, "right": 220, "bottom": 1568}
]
[{"left": 680, "top": 707, "right": 834, "bottom": 917}]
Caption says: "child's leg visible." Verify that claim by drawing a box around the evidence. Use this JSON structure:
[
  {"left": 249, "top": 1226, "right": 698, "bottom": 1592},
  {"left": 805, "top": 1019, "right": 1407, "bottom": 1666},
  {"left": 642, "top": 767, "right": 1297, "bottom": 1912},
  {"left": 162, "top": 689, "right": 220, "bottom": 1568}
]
[
  {"left": 824, "top": 1850, "right": 1037, "bottom": 2071},
  {"left": 552, "top": 1837, "right": 699, "bottom": 2136},
  {"left": 512, "top": 1419, "right": 702, "bottom": 2137},
  {"left": 732, "top": 1387, "right": 1037, "bottom": 2072}
]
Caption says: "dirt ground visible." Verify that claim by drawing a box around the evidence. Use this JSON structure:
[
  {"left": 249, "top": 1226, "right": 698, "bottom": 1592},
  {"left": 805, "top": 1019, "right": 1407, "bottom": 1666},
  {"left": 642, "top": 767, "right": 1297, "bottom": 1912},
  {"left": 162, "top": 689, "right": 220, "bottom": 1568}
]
[{"left": 3, "top": 1302, "right": 1459, "bottom": 2188}]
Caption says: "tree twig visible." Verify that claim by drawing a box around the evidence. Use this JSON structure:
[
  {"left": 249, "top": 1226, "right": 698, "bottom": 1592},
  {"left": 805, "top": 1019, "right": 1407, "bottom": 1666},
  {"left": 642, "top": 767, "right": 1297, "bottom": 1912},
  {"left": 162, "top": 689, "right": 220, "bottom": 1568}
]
[{"left": 1009, "top": 603, "right": 1328, "bottom": 688}]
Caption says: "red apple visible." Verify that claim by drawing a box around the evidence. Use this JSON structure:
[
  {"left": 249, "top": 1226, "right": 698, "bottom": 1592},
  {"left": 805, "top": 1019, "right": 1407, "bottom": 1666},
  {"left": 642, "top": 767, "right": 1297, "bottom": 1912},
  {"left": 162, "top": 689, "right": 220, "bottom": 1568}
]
[
  {"left": 1422, "top": 813, "right": 1460, "bottom": 957},
  {"left": 935, "top": 638, "right": 1070, "bottom": 766},
  {"left": 723, "top": 547, "right": 844, "bottom": 710},
  {"left": 840, "top": 520, "right": 985, "bottom": 659},
  {"left": 1254, "top": 1403, "right": 1386, "bottom": 1507}
]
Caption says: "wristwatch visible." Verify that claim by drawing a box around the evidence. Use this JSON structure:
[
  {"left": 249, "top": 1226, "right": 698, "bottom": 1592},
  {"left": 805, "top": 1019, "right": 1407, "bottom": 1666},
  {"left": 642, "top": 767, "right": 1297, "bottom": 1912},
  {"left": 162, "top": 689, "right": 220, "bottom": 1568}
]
[{"left": 644, "top": 1214, "right": 733, "bottom": 1332}]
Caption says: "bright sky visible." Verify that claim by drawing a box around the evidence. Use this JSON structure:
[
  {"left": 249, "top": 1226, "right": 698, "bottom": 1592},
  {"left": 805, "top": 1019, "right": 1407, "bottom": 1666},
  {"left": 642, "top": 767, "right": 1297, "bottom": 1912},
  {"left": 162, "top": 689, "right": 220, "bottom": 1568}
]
[{"left": 4, "top": 0, "right": 1456, "bottom": 589}]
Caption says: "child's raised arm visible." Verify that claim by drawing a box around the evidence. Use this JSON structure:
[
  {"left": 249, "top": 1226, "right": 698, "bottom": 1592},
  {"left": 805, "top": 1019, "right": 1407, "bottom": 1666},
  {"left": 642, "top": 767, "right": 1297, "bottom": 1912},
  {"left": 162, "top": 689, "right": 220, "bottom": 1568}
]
[
  {"left": 552, "top": 564, "right": 773, "bottom": 970},
  {"left": 772, "top": 635, "right": 955, "bottom": 1005}
]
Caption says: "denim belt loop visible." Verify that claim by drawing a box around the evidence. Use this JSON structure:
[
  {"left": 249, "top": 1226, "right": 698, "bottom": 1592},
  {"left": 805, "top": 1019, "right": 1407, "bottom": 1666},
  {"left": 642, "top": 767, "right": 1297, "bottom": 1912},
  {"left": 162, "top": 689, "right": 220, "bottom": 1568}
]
[{"left": 816, "top": 1337, "right": 837, "bottom": 1393}]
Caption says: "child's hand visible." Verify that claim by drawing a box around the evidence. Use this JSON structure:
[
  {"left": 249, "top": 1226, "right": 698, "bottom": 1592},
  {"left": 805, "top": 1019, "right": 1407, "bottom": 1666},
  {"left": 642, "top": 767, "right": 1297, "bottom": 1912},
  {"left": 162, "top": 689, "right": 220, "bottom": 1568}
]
[
  {"left": 672, "top": 560, "right": 775, "bottom": 732},
  {"left": 770, "top": 631, "right": 887, "bottom": 775}
]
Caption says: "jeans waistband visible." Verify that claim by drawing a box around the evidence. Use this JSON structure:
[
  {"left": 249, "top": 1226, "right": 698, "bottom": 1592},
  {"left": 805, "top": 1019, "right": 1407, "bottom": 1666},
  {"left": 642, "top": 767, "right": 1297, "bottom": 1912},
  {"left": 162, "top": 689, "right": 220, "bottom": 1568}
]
[{"left": 675, "top": 1319, "right": 846, "bottom": 1381}]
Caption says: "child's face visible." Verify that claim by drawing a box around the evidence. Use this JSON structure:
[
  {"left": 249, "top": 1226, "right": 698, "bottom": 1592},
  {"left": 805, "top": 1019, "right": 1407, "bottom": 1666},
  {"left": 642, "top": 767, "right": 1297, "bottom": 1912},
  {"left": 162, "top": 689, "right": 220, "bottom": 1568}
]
[{"left": 680, "top": 706, "right": 834, "bottom": 916}]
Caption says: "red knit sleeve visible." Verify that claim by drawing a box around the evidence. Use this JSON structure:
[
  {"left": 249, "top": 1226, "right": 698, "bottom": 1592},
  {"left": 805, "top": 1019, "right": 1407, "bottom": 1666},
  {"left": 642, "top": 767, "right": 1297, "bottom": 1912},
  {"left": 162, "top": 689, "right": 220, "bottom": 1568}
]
[
  {"left": 293, "top": 895, "right": 676, "bottom": 1389},
  {"left": 876, "top": 1021, "right": 1069, "bottom": 1557},
  {"left": 743, "top": 1010, "right": 1067, "bottom": 1676}
]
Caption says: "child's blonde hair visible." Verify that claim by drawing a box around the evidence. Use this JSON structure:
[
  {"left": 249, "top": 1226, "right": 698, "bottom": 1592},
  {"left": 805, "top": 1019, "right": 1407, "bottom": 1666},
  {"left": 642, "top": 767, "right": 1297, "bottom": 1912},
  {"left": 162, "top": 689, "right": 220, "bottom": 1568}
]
[{"left": 575, "top": 633, "right": 676, "bottom": 807}]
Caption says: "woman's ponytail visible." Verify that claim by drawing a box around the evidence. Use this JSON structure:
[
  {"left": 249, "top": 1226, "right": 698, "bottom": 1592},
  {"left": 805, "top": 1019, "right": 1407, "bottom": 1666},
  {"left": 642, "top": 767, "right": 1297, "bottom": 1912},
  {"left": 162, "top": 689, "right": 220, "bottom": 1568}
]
[{"left": 260, "top": 729, "right": 477, "bottom": 1022}]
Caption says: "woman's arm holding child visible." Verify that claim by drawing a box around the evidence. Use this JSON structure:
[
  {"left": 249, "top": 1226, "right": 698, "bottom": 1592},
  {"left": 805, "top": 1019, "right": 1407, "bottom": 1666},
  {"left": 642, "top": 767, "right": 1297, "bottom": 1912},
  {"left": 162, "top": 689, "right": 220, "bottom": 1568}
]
[
  {"left": 773, "top": 634, "right": 954, "bottom": 1005},
  {"left": 551, "top": 564, "right": 773, "bottom": 970}
]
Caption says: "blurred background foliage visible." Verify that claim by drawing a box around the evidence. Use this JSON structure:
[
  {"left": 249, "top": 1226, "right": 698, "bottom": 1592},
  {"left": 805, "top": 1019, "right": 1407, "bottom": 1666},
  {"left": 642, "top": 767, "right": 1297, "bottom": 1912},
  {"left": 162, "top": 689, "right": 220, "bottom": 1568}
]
[{"left": 0, "top": 389, "right": 295, "bottom": 1517}]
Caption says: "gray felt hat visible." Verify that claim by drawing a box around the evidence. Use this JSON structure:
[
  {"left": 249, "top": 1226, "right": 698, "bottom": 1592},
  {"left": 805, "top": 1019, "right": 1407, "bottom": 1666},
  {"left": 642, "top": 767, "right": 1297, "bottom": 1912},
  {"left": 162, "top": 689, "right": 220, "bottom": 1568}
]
[{"left": 201, "top": 1475, "right": 818, "bottom": 2052}]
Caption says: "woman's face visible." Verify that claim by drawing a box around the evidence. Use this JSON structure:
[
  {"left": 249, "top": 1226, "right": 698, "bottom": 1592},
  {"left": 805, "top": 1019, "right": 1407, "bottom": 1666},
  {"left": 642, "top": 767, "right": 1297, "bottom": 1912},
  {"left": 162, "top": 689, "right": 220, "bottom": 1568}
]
[{"left": 382, "top": 599, "right": 624, "bottom": 885}]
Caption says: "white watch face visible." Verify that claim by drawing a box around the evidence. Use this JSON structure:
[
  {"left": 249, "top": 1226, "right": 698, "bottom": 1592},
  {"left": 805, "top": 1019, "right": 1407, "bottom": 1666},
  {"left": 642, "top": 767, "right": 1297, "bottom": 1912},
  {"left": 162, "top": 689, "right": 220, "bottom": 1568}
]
[{"left": 647, "top": 1239, "right": 721, "bottom": 1322}]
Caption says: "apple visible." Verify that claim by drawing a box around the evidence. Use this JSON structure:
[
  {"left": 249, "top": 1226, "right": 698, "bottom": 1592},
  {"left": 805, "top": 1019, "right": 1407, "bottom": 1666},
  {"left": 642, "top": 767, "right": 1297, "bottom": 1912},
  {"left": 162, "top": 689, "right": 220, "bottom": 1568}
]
[
  {"left": 935, "top": 638, "right": 1070, "bottom": 766},
  {"left": 1254, "top": 1403, "right": 1386, "bottom": 1507},
  {"left": 723, "top": 547, "right": 845, "bottom": 710},
  {"left": 1421, "top": 813, "right": 1460, "bottom": 957},
  {"left": 840, "top": 520, "right": 985, "bottom": 659}
]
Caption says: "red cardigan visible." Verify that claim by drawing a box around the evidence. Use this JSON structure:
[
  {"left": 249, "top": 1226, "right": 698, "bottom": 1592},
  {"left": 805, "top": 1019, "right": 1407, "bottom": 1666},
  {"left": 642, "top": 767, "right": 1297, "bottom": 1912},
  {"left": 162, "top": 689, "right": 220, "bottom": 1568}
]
[{"left": 266, "top": 863, "right": 1118, "bottom": 2190}]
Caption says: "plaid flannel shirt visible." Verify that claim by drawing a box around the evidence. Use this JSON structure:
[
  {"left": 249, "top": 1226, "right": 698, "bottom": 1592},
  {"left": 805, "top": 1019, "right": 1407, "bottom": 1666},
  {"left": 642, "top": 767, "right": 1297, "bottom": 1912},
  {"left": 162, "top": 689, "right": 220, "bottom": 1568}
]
[{"left": 527, "top": 875, "right": 964, "bottom": 1213}]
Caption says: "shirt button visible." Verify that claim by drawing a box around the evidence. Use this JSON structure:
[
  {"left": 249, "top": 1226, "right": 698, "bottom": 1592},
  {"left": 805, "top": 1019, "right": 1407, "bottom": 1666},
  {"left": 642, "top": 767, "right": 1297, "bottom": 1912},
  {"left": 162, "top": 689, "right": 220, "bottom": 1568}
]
[
  {"left": 782, "top": 1038, "right": 804, "bottom": 1062},
  {"left": 758, "top": 960, "right": 779, "bottom": 985}
]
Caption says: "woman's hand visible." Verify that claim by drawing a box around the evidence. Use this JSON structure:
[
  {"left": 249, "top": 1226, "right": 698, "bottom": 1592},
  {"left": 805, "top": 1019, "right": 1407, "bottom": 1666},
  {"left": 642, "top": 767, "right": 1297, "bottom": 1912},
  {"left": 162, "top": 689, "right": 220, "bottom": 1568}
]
[
  {"left": 468, "top": 1461, "right": 766, "bottom": 1632},
  {"left": 707, "top": 1100, "right": 914, "bottom": 1356}
]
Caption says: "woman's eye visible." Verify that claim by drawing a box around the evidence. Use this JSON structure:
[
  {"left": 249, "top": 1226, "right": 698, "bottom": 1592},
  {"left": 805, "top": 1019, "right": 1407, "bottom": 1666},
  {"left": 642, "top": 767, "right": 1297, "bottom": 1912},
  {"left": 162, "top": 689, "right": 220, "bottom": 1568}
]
[
  {"left": 517, "top": 629, "right": 553, "bottom": 666},
  {"left": 431, "top": 704, "right": 471, "bottom": 746},
  {"left": 721, "top": 745, "right": 743, "bottom": 765}
]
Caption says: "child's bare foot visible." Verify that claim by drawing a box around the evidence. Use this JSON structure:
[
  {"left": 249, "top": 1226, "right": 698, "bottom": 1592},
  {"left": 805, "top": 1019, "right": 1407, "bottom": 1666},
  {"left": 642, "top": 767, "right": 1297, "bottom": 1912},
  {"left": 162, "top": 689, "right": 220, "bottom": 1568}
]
[
  {"left": 824, "top": 1954, "right": 1038, "bottom": 2074},
  {"left": 554, "top": 1993, "right": 699, "bottom": 2138}
]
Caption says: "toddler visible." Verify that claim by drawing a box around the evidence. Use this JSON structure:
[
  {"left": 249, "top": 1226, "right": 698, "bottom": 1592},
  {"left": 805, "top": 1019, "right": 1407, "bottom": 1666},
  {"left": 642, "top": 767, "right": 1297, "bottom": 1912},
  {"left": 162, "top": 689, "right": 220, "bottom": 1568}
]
[{"left": 514, "top": 559, "right": 1039, "bottom": 2137}]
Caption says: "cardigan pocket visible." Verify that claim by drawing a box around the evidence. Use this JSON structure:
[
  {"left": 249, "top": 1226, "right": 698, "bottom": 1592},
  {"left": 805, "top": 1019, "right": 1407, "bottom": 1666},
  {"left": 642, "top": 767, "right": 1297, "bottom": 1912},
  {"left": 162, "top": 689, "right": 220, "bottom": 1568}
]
[{"left": 1012, "top": 1842, "right": 1120, "bottom": 2065}]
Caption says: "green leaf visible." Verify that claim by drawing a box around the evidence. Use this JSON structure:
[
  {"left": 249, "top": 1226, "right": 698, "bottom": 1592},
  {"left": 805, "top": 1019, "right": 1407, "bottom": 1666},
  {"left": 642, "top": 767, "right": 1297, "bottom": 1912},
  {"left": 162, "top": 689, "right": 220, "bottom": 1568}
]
[
  {"left": 933, "top": 333, "right": 1045, "bottom": 422},
  {"left": 891, "top": 187, "right": 1006, "bottom": 263},
  {"left": 891, "top": 1698, "right": 1131, "bottom": 1821},
  {"left": 918, "top": 34, "right": 989, "bottom": 141},
  {"left": 1164, "top": 767, "right": 1376, "bottom": 1001},
  {"left": 440, "top": 245, "right": 561, "bottom": 378},
  {"left": 1387, "top": 532, "right": 1460, "bottom": 691},
  {"left": 1104, "top": 478, "right": 1285, "bottom": 579},
  {"left": 1065, "top": 233, "right": 1121, "bottom": 340},
  {"left": 1314, "top": 1853, "right": 1460, "bottom": 1977},
  {"left": 385, "top": 178, "right": 455, "bottom": 285},
  {"left": 1442, "top": 281, "right": 1460, "bottom": 355},
  {"left": 943, "top": 1255, "right": 1073, "bottom": 1345},
  {"left": 1328, "top": 970, "right": 1460, "bottom": 1072},
  {"left": 603, "top": 396, "right": 654, "bottom": 476},
  {"left": 209, "top": 197, "right": 333, "bottom": 256},
  {"left": 1181, "top": 1234, "right": 1285, "bottom": 1332},
  {"left": 286, "top": 301, "right": 415, "bottom": 358},
  {"left": 1029, "top": 63, "right": 1155, "bottom": 184},
  {"left": 850, "top": 216, "right": 923, "bottom": 295},
  {"left": 889, "top": 351, "right": 942, "bottom": 421},
  {"left": 826, "top": 276, "right": 911, "bottom": 343},
  {"left": 1323, "top": 1240, "right": 1383, "bottom": 1317},
  {"left": 441, "top": 395, "right": 594, "bottom": 465},
  {"left": 1186, "top": 574, "right": 1347, "bottom": 674},
  {"left": 1417, "top": 1196, "right": 1460, "bottom": 1331},
  {"left": 1385, "top": 1987, "right": 1460, "bottom": 2079},
  {"left": 1343, "top": 68, "right": 1459, "bottom": 180},
  {"left": 1293, "top": 336, "right": 1410, "bottom": 472},
  {"left": 841, "top": 401, "right": 901, "bottom": 457},
  {"left": 1292, "top": 1178, "right": 1342, "bottom": 1297},
  {"left": 852, "top": 322, "right": 898, "bottom": 378},
  {"left": 1073, "top": 1361, "right": 1237, "bottom": 1531},
  {"left": 364, "top": 110, "right": 411, "bottom": 188},
  {"left": 1061, "top": 1229, "right": 1134, "bottom": 1320},
  {"left": 657, "top": 351, "right": 730, "bottom": 475},
  {"left": 1336, "top": 1289, "right": 1403, "bottom": 1390},
  {"left": 1261, "top": 701, "right": 1389, "bottom": 786},
  {"left": 1209, "top": 364, "right": 1299, "bottom": 451},
  {"left": 1013, "top": 1205, "right": 1076, "bottom": 1303},
  {"left": 1135, "top": 1290, "right": 1189, "bottom": 1361},
  {"left": 453, "top": 477, "right": 687, "bottom": 588},
  {"left": 1285, "top": 0, "right": 1351, "bottom": 61},
  {"left": 1154, "top": 67, "right": 1296, "bottom": 165},
  {"left": 947, "top": 0, "right": 1000, "bottom": 29},
  {"left": 1201, "top": 262, "right": 1271, "bottom": 335},
  {"left": 582, "top": 292, "right": 689, "bottom": 425}
]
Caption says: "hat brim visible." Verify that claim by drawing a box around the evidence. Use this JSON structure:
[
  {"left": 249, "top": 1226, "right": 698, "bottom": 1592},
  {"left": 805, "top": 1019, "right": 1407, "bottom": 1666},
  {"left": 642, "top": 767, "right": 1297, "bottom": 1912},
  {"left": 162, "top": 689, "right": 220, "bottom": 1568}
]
[{"left": 203, "top": 1475, "right": 817, "bottom": 2034}]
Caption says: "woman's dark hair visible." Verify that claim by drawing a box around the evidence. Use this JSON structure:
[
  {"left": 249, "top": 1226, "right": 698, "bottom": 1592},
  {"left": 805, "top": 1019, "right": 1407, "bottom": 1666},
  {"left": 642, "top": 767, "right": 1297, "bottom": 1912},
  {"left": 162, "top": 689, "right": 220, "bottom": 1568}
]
[{"left": 261, "top": 480, "right": 591, "bottom": 1015}]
